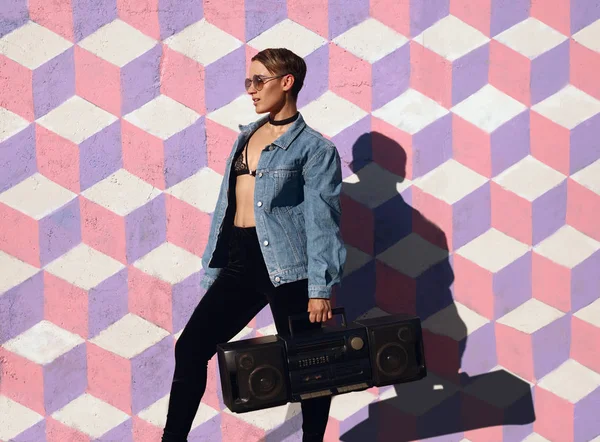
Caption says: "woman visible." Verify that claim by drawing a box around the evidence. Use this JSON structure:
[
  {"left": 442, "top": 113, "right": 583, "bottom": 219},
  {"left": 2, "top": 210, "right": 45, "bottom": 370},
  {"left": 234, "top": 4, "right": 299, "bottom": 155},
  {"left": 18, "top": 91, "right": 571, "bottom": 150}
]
[{"left": 162, "top": 48, "right": 347, "bottom": 442}]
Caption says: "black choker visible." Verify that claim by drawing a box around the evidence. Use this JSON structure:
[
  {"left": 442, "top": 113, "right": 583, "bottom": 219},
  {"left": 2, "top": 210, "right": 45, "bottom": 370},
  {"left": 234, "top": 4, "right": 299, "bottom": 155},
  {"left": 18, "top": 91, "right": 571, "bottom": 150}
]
[{"left": 269, "top": 112, "right": 299, "bottom": 126}]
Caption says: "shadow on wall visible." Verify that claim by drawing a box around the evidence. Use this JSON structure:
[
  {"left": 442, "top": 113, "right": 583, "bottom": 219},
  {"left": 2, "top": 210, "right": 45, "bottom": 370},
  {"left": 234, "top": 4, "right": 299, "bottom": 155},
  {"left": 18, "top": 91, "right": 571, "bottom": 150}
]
[{"left": 333, "top": 132, "right": 535, "bottom": 441}]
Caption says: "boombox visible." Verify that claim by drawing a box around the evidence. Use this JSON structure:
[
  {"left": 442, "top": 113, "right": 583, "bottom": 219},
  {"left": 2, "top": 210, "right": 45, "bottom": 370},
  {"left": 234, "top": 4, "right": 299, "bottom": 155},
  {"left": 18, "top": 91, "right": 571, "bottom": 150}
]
[{"left": 217, "top": 308, "right": 426, "bottom": 413}]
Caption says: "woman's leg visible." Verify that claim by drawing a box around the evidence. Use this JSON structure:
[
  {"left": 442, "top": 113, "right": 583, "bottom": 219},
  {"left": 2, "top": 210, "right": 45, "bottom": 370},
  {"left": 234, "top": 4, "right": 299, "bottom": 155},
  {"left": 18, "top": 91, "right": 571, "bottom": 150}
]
[
  {"left": 263, "top": 279, "right": 332, "bottom": 442},
  {"left": 162, "top": 231, "right": 268, "bottom": 441}
]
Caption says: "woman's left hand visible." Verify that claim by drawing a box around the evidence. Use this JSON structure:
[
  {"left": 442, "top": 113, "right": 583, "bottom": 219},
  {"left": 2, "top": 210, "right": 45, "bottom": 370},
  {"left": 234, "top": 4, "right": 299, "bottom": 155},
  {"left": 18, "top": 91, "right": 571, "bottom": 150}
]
[{"left": 307, "top": 298, "right": 332, "bottom": 323}]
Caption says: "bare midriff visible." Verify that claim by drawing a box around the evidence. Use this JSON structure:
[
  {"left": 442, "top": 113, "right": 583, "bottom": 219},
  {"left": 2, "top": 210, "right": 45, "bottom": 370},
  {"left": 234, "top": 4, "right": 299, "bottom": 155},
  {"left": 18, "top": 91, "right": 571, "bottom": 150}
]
[
  {"left": 233, "top": 175, "right": 257, "bottom": 227},
  {"left": 233, "top": 124, "right": 280, "bottom": 227}
]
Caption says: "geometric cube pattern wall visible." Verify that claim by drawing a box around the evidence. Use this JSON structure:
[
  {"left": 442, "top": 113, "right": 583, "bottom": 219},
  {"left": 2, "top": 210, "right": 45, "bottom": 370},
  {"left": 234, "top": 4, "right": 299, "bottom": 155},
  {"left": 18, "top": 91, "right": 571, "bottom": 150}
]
[{"left": 1, "top": 0, "right": 599, "bottom": 441}]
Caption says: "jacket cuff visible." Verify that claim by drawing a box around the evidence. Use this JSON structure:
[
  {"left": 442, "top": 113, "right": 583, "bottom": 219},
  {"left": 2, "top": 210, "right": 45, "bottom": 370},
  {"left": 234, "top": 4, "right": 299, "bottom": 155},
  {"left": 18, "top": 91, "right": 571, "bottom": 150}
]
[
  {"left": 308, "top": 286, "right": 332, "bottom": 299},
  {"left": 200, "top": 274, "right": 216, "bottom": 290}
]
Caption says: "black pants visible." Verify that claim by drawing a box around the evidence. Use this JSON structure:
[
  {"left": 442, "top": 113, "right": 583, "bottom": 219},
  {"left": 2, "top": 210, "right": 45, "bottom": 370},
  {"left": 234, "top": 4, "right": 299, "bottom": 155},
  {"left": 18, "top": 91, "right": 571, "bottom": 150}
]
[{"left": 162, "top": 226, "right": 331, "bottom": 441}]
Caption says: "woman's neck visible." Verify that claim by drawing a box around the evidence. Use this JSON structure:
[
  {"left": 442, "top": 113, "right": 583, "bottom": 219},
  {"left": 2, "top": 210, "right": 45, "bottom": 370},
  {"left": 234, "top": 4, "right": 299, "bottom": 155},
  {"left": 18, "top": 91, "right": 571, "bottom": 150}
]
[{"left": 269, "top": 101, "right": 297, "bottom": 121}]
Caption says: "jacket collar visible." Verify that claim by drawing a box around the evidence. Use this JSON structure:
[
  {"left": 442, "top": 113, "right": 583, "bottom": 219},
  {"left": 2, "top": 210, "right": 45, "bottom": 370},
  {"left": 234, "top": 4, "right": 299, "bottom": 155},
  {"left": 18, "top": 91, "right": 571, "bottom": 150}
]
[{"left": 238, "top": 112, "right": 307, "bottom": 150}]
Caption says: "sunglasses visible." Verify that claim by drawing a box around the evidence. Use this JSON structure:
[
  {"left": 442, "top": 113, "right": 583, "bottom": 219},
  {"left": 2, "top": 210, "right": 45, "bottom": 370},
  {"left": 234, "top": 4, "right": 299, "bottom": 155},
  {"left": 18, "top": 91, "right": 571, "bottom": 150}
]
[{"left": 244, "top": 74, "right": 289, "bottom": 91}]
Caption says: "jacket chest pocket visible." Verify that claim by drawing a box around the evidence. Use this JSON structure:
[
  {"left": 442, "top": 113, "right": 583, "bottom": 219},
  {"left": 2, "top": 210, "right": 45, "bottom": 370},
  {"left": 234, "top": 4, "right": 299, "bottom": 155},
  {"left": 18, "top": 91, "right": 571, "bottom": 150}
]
[{"left": 271, "top": 168, "right": 304, "bottom": 208}]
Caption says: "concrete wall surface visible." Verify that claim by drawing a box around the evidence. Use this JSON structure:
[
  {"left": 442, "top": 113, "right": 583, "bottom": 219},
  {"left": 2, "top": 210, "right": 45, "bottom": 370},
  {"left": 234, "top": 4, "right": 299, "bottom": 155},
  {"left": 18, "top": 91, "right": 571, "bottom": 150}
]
[{"left": 1, "top": 0, "right": 600, "bottom": 441}]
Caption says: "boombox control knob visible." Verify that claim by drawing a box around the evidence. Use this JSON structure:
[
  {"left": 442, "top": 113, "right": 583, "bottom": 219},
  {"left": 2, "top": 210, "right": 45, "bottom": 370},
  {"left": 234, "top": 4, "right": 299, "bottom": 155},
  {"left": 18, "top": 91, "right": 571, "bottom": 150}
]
[
  {"left": 239, "top": 354, "right": 254, "bottom": 370},
  {"left": 349, "top": 336, "right": 364, "bottom": 350}
]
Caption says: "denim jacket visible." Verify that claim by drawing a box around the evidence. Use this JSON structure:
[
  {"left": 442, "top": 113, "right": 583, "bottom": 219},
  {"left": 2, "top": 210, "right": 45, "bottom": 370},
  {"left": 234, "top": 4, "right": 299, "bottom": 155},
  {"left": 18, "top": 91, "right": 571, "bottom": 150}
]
[{"left": 199, "top": 112, "right": 346, "bottom": 299}]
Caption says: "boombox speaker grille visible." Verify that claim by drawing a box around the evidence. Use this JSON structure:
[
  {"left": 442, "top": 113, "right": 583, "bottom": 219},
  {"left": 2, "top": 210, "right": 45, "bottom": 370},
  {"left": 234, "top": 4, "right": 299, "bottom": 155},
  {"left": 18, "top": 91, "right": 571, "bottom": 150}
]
[
  {"left": 355, "top": 314, "right": 426, "bottom": 387},
  {"left": 217, "top": 336, "right": 289, "bottom": 413}
]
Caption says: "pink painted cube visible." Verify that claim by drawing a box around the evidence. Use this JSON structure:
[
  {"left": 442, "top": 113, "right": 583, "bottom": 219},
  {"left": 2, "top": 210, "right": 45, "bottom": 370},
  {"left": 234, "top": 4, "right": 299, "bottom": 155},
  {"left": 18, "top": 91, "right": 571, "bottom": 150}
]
[
  {"left": 0, "top": 173, "right": 80, "bottom": 267},
  {"left": 204, "top": 0, "right": 245, "bottom": 41},
  {"left": 411, "top": 16, "right": 490, "bottom": 108},
  {"left": 129, "top": 240, "right": 204, "bottom": 333},
  {"left": 205, "top": 119, "right": 239, "bottom": 177},
  {"left": 461, "top": 368, "right": 534, "bottom": 442},
  {"left": 423, "top": 302, "right": 495, "bottom": 377},
  {"left": 340, "top": 192, "right": 375, "bottom": 256},
  {"left": 411, "top": 160, "right": 490, "bottom": 251},
  {"left": 496, "top": 299, "right": 569, "bottom": 383},
  {"left": 76, "top": 20, "right": 161, "bottom": 116},
  {"left": 491, "top": 156, "right": 567, "bottom": 246},
  {"left": 370, "top": 0, "right": 409, "bottom": 37},
  {"left": 164, "top": 18, "right": 246, "bottom": 112},
  {"left": 531, "top": 85, "right": 600, "bottom": 176},
  {"left": 567, "top": 160, "right": 600, "bottom": 242},
  {"left": 164, "top": 179, "right": 216, "bottom": 258},
  {"left": 328, "top": 389, "right": 377, "bottom": 437},
  {"left": 534, "top": 359, "right": 600, "bottom": 442},
  {"left": 450, "top": 0, "right": 528, "bottom": 37},
  {"left": 35, "top": 125, "right": 80, "bottom": 193},
  {"left": 454, "top": 228, "right": 531, "bottom": 320},
  {"left": 87, "top": 314, "right": 173, "bottom": 414},
  {"left": 48, "top": 393, "right": 131, "bottom": 441},
  {"left": 0, "top": 252, "right": 43, "bottom": 344},
  {"left": 0, "top": 320, "right": 85, "bottom": 415},
  {"left": 452, "top": 85, "right": 529, "bottom": 178},
  {"left": 35, "top": 94, "right": 122, "bottom": 192},
  {"left": 0, "top": 22, "right": 74, "bottom": 120},
  {"left": 490, "top": 18, "right": 569, "bottom": 106},
  {"left": 571, "top": 19, "right": 600, "bottom": 100},
  {"left": 532, "top": 226, "right": 600, "bottom": 312},
  {"left": 117, "top": 0, "right": 161, "bottom": 40},
  {"left": 121, "top": 98, "right": 205, "bottom": 190},
  {"left": 530, "top": 0, "right": 570, "bottom": 35},
  {"left": 43, "top": 242, "right": 128, "bottom": 339},
  {"left": 160, "top": 44, "right": 205, "bottom": 114},
  {"left": 571, "top": 299, "right": 600, "bottom": 374},
  {"left": 330, "top": 19, "right": 410, "bottom": 112},
  {"left": 80, "top": 169, "right": 166, "bottom": 264},
  {"left": 0, "top": 54, "right": 33, "bottom": 121},
  {"left": 375, "top": 261, "right": 417, "bottom": 318},
  {"left": 329, "top": 43, "right": 372, "bottom": 112},
  {"left": 0, "top": 112, "right": 35, "bottom": 195},
  {"left": 372, "top": 90, "right": 451, "bottom": 180},
  {"left": 374, "top": 372, "right": 462, "bottom": 441}
]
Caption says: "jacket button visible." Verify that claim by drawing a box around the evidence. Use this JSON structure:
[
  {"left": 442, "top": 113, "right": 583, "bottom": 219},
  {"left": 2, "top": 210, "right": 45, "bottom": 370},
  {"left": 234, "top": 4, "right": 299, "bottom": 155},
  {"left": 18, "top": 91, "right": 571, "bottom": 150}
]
[
  {"left": 258, "top": 172, "right": 263, "bottom": 177},
  {"left": 257, "top": 201, "right": 263, "bottom": 207},
  {"left": 263, "top": 240, "right": 269, "bottom": 246},
  {"left": 274, "top": 276, "right": 281, "bottom": 282}
]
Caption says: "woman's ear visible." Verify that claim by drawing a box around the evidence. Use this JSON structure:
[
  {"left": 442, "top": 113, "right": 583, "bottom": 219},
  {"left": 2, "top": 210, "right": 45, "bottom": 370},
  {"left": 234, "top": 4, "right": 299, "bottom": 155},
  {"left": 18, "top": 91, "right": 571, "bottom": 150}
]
[{"left": 282, "top": 73, "right": 295, "bottom": 93}]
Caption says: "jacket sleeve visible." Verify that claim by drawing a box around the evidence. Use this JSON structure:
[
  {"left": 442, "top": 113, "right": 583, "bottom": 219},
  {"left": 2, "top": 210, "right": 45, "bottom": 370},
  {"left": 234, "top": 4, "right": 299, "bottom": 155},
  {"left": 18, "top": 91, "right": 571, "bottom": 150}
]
[
  {"left": 199, "top": 260, "right": 220, "bottom": 290},
  {"left": 302, "top": 144, "right": 347, "bottom": 299},
  {"left": 200, "top": 227, "right": 222, "bottom": 290}
]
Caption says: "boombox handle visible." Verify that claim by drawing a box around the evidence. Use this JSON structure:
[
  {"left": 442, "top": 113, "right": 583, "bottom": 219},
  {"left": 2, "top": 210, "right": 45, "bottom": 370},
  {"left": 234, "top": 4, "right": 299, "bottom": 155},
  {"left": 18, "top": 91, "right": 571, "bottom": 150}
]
[{"left": 288, "top": 307, "right": 347, "bottom": 337}]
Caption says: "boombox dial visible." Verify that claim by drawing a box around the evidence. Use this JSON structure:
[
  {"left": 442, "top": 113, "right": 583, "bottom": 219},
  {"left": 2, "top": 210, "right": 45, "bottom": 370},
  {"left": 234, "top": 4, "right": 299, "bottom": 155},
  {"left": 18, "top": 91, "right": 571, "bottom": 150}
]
[
  {"left": 349, "top": 336, "right": 364, "bottom": 350},
  {"left": 239, "top": 354, "right": 254, "bottom": 370},
  {"left": 398, "top": 326, "right": 412, "bottom": 342}
]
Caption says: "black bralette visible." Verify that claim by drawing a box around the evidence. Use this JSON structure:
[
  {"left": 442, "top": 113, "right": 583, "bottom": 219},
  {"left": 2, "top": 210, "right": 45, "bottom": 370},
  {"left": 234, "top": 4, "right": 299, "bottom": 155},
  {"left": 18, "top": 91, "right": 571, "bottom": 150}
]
[{"left": 233, "top": 139, "right": 256, "bottom": 177}]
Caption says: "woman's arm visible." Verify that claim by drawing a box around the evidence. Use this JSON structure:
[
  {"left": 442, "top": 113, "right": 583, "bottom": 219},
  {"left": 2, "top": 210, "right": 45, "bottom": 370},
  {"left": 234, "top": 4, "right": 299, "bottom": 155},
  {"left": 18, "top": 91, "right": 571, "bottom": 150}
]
[{"left": 302, "top": 143, "right": 347, "bottom": 299}]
